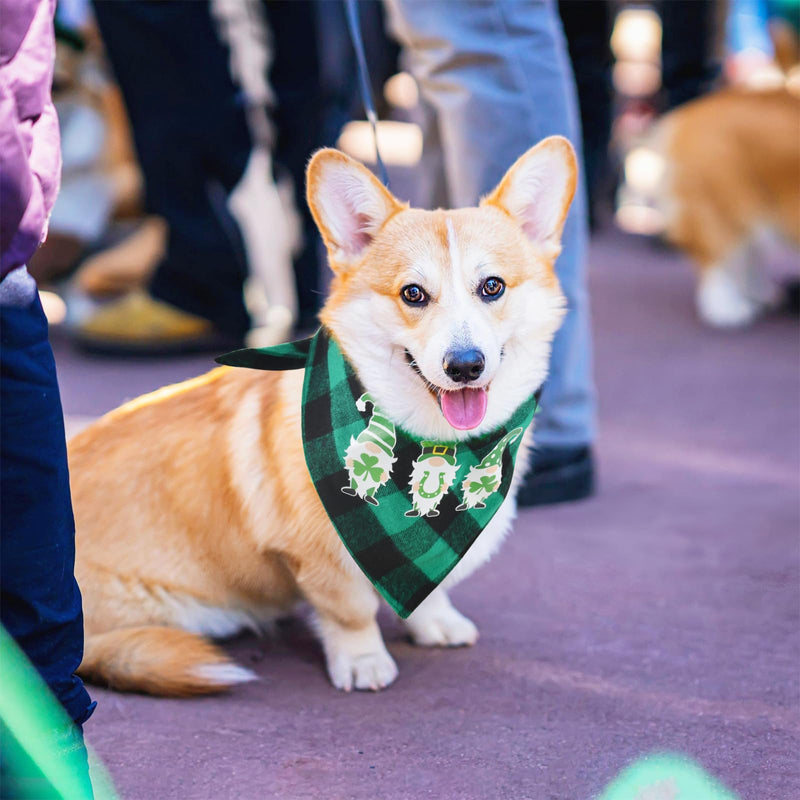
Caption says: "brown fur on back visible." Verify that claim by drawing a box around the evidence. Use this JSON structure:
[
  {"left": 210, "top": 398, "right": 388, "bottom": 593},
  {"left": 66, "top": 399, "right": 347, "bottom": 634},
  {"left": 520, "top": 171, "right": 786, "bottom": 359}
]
[
  {"left": 72, "top": 367, "right": 302, "bottom": 627},
  {"left": 71, "top": 365, "right": 344, "bottom": 694},
  {"left": 665, "top": 88, "right": 800, "bottom": 267}
]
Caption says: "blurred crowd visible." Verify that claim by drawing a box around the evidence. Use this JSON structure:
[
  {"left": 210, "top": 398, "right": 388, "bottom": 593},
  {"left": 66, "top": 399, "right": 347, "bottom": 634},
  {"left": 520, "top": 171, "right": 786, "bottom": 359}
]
[{"left": 35, "top": 0, "right": 800, "bottom": 354}]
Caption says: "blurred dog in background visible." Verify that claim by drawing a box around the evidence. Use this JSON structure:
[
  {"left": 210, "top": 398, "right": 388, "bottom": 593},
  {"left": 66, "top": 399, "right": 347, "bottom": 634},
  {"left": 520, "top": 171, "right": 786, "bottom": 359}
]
[{"left": 625, "top": 87, "right": 800, "bottom": 328}]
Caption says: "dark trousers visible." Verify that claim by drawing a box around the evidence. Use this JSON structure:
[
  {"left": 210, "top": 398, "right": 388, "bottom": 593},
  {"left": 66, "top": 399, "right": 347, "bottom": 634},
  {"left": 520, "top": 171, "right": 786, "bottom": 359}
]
[
  {"left": 660, "top": 0, "right": 720, "bottom": 111},
  {"left": 93, "top": 0, "right": 253, "bottom": 338},
  {"left": 0, "top": 290, "right": 94, "bottom": 727},
  {"left": 263, "top": 0, "right": 327, "bottom": 323},
  {"left": 558, "top": 0, "right": 613, "bottom": 229}
]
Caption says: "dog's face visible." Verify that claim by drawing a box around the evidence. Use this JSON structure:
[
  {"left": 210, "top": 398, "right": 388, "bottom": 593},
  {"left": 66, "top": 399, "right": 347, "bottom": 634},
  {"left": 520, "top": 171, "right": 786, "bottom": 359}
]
[{"left": 309, "top": 139, "right": 574, "bottom": 440}]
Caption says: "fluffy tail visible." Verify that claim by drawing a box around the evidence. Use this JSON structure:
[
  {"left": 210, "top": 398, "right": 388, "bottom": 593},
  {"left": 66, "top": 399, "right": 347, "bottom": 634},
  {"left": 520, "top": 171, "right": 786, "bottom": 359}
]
[{"left": 79, "top": 627, "right": 257, "bottom": 697}]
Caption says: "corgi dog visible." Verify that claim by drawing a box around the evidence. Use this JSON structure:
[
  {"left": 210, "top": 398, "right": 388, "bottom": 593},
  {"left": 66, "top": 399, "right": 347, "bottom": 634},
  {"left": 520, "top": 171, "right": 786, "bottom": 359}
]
[
  {"left": 70, "top": 138, "right": 573, "bottom": 696},
  {"left": 624, "top": 88, "right": 800, "bottom": 328}
]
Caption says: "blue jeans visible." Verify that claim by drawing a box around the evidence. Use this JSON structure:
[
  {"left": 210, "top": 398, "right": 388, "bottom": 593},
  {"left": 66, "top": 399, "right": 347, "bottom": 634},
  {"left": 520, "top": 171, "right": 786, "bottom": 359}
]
[
  {"left": 385, "top": 0, "right": 595, "bottom": 448},
  {"left": 0, "top": 269, "right": 94, "bottom": 726}
]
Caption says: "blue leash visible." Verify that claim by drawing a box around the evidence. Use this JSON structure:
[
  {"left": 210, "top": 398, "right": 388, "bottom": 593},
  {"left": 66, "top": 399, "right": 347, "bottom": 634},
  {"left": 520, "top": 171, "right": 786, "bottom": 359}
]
[{"left": 344, "top": 0, "right": 390, "bottom": 188}]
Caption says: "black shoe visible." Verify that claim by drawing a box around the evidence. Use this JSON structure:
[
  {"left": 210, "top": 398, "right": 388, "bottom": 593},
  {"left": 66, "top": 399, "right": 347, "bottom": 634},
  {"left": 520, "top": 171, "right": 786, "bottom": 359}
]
[
  {"left": 782, "top": 278, "right": 800, "bottom": 316},
  {"left": 517, "top": 445, "right": 595, "bottom": 507}
]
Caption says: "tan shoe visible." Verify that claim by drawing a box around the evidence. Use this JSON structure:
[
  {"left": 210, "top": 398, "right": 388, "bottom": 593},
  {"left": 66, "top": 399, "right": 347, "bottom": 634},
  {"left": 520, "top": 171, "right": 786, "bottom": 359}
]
[
  {"left": 75, "top": 290, "right": 228, "bottom": 355},
  {"left": 74, "top": 216, "right": 167, "bottom": 298}
]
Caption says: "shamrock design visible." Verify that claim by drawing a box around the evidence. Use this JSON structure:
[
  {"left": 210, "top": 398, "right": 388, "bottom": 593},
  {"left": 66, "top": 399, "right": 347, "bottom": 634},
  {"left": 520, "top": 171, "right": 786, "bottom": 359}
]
[
  {"left": 353, "top": 453, "right": 384, "bottom": 482},
  {"left": 469, "top": 475, "right": 498, "bottom": 494}
]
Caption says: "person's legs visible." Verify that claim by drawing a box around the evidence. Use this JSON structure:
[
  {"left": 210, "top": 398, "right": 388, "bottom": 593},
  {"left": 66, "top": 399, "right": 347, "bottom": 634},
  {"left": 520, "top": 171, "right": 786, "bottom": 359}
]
[
  {"left": 92, "top": 0, "right": 253, "bottom": 341},
  {"left": 262, "top": 0, "right": 327, "bottom": 327},
  {"left": 386, "top": 0, "right": 595, "bottom": 501},
  {"left": 558, "top": 0, "right": 613, "bottom": 229},
  {"left": 660, "top": 0, "right": 720, "bottom": 111},
  {"left": 0, "top": 269, "right": 94, "bottom": 728}
]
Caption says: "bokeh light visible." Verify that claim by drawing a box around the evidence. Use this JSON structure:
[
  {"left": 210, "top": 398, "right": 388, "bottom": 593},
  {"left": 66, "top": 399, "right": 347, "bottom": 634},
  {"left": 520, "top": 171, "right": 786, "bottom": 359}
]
[
  {"left": 337, "top": 120, "right": 423, "bottom": 166},
  {"left": 39, "top": 290, "right": 67, "bottom": 325}
]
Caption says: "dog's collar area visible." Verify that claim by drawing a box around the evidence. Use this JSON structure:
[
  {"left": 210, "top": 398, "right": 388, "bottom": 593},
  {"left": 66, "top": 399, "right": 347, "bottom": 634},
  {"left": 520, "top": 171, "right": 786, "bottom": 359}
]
[{"left": 219, "top": 326, "right": 538, "bottom": 617}]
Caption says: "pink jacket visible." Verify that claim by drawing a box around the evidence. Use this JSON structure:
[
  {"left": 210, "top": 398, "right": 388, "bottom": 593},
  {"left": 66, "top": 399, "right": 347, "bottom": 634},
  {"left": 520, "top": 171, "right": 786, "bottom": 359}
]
[{"left": 0, "top": 0, "right": 60, "bottom": 279}]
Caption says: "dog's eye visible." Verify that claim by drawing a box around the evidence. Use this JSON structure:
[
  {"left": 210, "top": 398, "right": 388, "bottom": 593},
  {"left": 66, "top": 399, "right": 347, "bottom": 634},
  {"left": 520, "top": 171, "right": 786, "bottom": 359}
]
[
  {"left": 401, "top": 284, "right": 428, "bottom": 306},
  {"left": 480, "top": 277, "right": 505, "bottom": 300}
]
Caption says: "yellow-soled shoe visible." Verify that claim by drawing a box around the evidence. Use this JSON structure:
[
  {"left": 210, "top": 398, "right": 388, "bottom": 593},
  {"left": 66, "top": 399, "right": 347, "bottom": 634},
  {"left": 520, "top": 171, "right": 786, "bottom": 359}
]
[{"left": 75, "top": 290, "right": 232, "bottom": 355}]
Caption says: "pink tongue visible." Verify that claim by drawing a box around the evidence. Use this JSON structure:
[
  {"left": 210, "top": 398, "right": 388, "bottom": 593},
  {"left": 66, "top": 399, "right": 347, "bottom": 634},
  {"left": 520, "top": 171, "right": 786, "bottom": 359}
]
[{"left": 440, "top": 388, "right": 488, "bottom": 430}]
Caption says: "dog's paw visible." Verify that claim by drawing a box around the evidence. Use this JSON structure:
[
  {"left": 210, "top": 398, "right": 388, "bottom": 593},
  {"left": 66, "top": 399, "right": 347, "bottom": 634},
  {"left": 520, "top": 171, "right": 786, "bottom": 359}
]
[
  {"left": 327, "top": 647, "right": 399, "bottom": 692},
  {"left": 697, "top": 269, "right": 762, "bottom": 328},
  {"left": 405, "top": 605, "right": 479, "bottom": 648}
]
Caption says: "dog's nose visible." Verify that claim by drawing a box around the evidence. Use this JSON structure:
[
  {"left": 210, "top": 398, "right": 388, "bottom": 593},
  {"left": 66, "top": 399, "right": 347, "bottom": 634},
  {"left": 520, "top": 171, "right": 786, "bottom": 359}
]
[{"left": 443, "top": 349, "right": 485, "bottom": 383}]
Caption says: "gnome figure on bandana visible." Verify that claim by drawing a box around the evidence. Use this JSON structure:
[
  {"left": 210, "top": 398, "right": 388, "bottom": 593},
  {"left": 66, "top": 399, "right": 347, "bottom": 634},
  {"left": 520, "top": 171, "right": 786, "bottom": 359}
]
[
  {"left": 342, "top": 393, "right": 397, "bottom": 506},
  {"left": 406, "top": 443, "right": 460, "bottom": 518},
  {"left": 456, "top": 428, "right": 523, "bottom": 511}
]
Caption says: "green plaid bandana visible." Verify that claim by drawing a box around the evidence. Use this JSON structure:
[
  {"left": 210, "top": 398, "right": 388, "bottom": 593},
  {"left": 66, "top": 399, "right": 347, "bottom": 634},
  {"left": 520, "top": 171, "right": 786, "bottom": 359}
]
[{"left": 217, "top": 329, "right": 538, "bottom": 618}]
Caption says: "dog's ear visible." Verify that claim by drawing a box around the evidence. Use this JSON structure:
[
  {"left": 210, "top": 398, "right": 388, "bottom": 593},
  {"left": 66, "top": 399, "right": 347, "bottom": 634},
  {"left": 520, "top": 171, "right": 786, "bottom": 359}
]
[
  {"left": 482, "top": 136, "right": 577, "bottom": 259},
  {"left": 306, "top": 148, "right": 403, "bottom": 271}
]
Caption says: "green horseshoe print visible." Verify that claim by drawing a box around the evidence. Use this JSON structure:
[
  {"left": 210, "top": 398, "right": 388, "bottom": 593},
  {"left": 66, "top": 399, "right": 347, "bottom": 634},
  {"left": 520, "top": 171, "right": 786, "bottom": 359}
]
[
  {"left": 406, "top": 442, "right": 459, "bottom": 518},
  {"left": 418, "top": 470, "right": 447, "bottom": 499}
]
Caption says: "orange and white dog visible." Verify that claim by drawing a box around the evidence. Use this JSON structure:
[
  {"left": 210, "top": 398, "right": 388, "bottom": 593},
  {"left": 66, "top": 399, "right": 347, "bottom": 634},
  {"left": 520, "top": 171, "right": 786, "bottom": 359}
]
[
  {"left": 70, "top": 138, "right": 573, "bottom": 695},
  {"left": 627, "top": 88, "right": 800, "bottom": 328}
]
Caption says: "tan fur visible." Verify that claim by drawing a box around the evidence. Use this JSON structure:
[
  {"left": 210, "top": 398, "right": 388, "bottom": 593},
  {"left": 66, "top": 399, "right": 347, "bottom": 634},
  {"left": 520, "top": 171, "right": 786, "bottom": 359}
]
[
  {"left": 648, "top": 88, "right": 799, "bottom": 326},
  {"left": 665, "top": 88, "right": 800, "bottom": 266},
  {"left": 80, "top": 628, "right": 237, "bottom": 697},
  {"left": 72, "top": 141, "right": 574, "bottom": 695},
  {"left": 72, "top": 366, "right": 369, "bottom": 693}
]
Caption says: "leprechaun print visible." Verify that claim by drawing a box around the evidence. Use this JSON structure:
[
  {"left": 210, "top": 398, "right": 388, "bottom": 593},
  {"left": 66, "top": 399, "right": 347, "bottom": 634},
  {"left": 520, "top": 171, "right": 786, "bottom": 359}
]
[
  {"left": 342, "top": 393, "right": 397, "bottom": 506},
  {"left": 406, "top": 443, "right": 460, "bottom": 518},
  {"left": 456, "top": 428, "right": 523, "bottom": 511}
]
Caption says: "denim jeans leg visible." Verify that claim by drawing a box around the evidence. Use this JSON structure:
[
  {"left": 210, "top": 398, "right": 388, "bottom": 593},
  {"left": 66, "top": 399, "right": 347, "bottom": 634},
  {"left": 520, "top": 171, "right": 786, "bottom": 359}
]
[
  {"left": 0, "top": 269, "right": 94, "bottom": 726},
  {"left": 385, "top": 0, "right": 595, "bottom": 448}
]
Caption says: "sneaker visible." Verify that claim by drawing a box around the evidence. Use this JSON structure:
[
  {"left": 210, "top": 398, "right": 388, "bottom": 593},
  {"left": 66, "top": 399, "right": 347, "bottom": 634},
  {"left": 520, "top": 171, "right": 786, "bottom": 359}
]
[
  {"left": 517, "top": 445, "right": 595, "bottom": 507},
  {"left": 74, "top": 290, "right": 236, "bottom": 355},
  {"left": 74, "top": 216, "right": 167, "bottom": 297}
]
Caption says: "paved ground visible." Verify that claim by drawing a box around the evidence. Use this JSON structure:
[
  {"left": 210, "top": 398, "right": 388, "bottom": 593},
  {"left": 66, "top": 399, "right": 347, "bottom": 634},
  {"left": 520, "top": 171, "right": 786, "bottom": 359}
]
[{"left": 54, "top": 229, "right": 799, "bottom": 799}]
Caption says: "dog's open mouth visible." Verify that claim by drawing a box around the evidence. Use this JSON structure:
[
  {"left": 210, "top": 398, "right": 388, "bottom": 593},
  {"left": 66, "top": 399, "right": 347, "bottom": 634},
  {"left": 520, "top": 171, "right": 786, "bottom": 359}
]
[{"left": 405, "top": 350, "right": 488, "bottom": 431}]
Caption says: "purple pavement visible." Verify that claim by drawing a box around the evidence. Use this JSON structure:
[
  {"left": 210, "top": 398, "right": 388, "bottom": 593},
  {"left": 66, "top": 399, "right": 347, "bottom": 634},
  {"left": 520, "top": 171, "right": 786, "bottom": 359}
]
[{"left": 53, "top": 229, "right": 799, "bottom": 800}]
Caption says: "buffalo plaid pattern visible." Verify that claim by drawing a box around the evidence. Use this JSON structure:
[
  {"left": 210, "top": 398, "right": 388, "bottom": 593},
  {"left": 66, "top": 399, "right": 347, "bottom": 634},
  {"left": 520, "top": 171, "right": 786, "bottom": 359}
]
[{"left": 218, "top": 329, "right": 538, "bottom": 618}]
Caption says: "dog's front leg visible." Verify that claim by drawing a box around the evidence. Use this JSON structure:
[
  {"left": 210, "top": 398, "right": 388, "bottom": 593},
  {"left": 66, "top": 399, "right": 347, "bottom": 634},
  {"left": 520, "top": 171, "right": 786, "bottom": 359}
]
[
  {"left": 296, "top": 563, "right": 398, "bottom": 691},
  {"left": 403, "top": 587, "right": 478, "bottom": 647}
]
